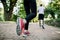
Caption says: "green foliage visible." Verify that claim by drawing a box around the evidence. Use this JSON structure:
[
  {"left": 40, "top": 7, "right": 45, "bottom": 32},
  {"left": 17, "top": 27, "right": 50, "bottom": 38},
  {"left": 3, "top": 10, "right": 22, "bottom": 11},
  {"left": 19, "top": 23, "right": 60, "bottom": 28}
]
[
  {"left": 1, "top": 0, "right": 17, "bottom": 21},
  {"left": 45, "top": 20, "right": 53, "bottom": 25},
  {"left": 19, "top": 0, "right": 26, "bottom": 19},
  {"left": 12, "top": 14, "right": 17, "bottom": 21},
  {"left": 44, "top": 8, "right": 55, "bottom": 19},
  {"left": 12, "top": 0, "right": 26, "bottom": 21},
  {"left": 0, "top": 17, "right": 3, "bottom": 21},
  {"left": 45, "top": 0, "right": 60, "bottom": 27},
  {"left": 48, "top": 0, "right": 60, "bottom": 18},
  {"left": 45, "top": 18, "right": 60, "bottom": 27},
  {"left": 45, "top": 0, "right": 60, "bottom": 19},
  {"left": 0, "top": 12, "right": 4, "bottom": 21}
]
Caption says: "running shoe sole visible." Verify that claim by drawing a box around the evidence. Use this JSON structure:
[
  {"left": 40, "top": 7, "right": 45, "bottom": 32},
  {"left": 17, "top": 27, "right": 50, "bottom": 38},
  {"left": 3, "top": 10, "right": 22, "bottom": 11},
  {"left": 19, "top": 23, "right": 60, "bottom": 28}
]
[{"left": 16, "top": 18, "right": 23, "bottom": 36}]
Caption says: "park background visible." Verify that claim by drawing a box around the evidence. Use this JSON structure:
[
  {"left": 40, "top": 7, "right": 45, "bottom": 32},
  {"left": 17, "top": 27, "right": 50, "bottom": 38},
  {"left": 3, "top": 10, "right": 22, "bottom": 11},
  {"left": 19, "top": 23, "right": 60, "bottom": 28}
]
[{"left": 0, "top": 0, "right": 60, "bottom": 27}]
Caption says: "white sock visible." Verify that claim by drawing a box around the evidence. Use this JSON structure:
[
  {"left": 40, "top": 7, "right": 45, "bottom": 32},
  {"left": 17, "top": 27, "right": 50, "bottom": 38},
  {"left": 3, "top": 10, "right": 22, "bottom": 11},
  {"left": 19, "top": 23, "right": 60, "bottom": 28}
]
[{"left": 24, "top": 30, "right": 28, "bottom": 32}]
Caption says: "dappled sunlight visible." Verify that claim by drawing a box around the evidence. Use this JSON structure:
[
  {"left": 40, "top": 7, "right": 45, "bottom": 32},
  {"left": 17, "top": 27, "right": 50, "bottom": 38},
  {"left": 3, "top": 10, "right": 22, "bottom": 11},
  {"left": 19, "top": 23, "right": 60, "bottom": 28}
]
[
  {"left": 55, "top": 31, "right": 60, "bottom": 34},
  {"left": 37, "top": 0, "right": 50, "bottom": 6}
]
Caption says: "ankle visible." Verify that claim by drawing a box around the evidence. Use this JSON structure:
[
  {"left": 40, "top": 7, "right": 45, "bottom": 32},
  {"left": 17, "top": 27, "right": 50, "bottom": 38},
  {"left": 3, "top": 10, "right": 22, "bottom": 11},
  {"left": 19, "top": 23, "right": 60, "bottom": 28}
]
[
  {"left": 23, "top": 19, "right": 27, "bottom": 24},
  {"left": 24, "top": 30, "right": 28, "bottom": 32}
]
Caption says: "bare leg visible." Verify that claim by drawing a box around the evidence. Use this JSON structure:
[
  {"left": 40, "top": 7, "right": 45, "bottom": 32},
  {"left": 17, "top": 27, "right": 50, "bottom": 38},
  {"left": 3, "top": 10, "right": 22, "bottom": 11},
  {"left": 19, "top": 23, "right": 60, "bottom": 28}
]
[
  {"left": 39, "top": 20, "right": 41, "bottom": 27},
  {"left": 41, "top": 20, "right": 42, "bottom": 27},
  {"left": 41, "top": 20, "right": 45, "bottom": 29}
]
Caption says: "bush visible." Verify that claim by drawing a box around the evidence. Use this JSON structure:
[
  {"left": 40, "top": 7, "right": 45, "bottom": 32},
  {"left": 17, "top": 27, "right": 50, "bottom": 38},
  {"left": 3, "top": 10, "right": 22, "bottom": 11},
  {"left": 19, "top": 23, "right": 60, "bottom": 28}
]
[
  {"left": 55, "top": 18, "right": 60, "bottom": 27},
  {"left": 12, "top": 14, "right": 17, "bottom": 21},
  {"left": 0, "top": 17, "right": 3, "bottom": 21},
  {"left": 45, "top": 18, "right": 60, "bottom": 27}
]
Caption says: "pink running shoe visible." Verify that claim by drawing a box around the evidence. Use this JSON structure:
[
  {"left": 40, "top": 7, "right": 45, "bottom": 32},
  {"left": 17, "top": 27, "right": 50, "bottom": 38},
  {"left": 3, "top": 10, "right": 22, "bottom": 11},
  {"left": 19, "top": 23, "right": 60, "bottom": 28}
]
[
  {"left": 16, "top": 18, "right": 25, "bottom": 36},
  {"left": 24, "top": 31, "right": 30, "bottom": 36}
]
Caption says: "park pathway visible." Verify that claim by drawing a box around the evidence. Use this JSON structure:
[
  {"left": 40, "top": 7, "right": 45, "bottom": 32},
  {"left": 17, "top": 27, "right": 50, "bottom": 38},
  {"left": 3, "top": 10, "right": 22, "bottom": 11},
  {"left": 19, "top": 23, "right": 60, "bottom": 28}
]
[{"left": 0, "top": 21, "right": 60, "bottom": 40}]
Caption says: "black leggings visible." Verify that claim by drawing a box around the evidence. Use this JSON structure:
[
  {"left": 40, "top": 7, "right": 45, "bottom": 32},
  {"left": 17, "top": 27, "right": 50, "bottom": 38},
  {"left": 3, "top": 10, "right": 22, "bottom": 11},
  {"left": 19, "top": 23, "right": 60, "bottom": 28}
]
[{"left": 23, "top": 0, "right": 37, "bottom": 30}]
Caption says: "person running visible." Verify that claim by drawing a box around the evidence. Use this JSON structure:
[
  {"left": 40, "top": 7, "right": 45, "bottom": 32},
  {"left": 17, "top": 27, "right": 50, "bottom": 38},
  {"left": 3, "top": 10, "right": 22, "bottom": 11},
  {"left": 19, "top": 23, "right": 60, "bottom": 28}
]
[
  {"left": 37, "top": 4, "right": 45, "bottom": 29},
  {"left": 17, "top": 0, "right": 37, "bottom": 36}
]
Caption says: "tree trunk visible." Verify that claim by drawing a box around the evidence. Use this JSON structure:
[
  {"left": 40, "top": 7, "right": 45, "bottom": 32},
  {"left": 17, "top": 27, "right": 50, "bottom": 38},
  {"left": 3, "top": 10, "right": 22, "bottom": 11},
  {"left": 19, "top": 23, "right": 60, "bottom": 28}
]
[
  {"left": 2, "top": 2, "right": 12, "bottom": 21},
  {"left": 4, "top": 9, "right": 13, "bottom": 21},
  {"left": 1, "top": 0, "right": 17, "bottom": 21}
]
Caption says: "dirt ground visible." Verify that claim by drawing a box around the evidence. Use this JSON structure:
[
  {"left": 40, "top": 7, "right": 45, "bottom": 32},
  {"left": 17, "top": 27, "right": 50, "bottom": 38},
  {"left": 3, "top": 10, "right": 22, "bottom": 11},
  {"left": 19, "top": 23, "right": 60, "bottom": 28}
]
[{"left": 0, "top": 21, "right": 60, "bottom": 40}]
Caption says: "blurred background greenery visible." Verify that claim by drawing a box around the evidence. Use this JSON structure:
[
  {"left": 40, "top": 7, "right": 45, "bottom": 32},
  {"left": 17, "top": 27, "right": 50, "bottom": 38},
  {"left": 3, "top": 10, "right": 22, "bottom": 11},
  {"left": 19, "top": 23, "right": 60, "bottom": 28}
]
[{"left": 0, "top": 0, "right": 60, "bottom": 27}]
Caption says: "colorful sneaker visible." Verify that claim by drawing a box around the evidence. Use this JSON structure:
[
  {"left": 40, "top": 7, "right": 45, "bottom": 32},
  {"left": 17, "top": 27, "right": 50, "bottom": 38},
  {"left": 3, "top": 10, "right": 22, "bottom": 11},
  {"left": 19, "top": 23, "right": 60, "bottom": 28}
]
[
  {"left": 16, "top": 18, "right": 25, "bottom": 36},
  {"left": 24, "top": 31, "right": 30, "bottom": 36},
  {"left": 22, "top": 33, "right": 27, "bottom": 37}
]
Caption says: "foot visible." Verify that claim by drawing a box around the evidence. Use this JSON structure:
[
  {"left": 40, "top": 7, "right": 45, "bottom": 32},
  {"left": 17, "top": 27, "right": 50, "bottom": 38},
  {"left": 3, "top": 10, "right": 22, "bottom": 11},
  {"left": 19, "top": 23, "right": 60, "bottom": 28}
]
[
  {"left": 16, "top": 18, "right": 25, "bottom": 36},
  {"left": 24, "top": 31, "right": 30, "bottom": 36}
]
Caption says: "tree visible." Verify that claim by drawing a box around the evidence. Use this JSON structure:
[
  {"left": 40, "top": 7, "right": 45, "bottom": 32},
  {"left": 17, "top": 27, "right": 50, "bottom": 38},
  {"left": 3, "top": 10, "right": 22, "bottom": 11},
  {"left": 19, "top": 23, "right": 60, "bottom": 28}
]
[
  {"left": 1, "top": 0, "right": 17, "bottom": 21},
  {"left": 47, "top": 0, "right": 60, "bottom": 18},
  {"left": 45, "top": 0, "right": 60, "bottom": 19}
]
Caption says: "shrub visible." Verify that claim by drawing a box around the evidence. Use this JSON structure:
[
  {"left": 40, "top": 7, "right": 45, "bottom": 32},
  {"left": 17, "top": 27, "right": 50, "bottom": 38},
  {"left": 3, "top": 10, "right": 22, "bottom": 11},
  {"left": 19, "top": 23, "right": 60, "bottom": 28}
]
[{"left": 45, "top": 18, "right": 60, "bottom": 27}]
